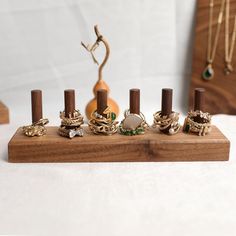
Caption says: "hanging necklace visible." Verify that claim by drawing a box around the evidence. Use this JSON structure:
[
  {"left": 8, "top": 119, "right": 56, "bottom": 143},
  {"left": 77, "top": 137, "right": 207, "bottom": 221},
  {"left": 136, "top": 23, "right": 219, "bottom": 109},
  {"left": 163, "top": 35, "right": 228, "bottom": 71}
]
[
  {"left": 202, "top": 0, "right": 225, "bottom": 81},
  {"left": 224, "top": 0, "right": 236, "bottom": 75}
]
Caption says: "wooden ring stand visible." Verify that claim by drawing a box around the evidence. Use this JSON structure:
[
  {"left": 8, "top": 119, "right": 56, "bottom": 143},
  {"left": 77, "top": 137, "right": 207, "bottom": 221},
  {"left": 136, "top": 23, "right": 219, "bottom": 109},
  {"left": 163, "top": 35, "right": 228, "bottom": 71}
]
[{"left": 8, "top": 89, "right": 230, "bottom": 163}]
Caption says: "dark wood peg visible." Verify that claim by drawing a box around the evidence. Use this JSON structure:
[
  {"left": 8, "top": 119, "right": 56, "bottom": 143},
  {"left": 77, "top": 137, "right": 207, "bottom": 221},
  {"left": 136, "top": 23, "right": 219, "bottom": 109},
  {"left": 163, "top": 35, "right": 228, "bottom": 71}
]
[
  {"left": 194, "top": 88, "right": 205, "bottom": 111},
  {"left": 97, "top": 89, "right": 108, "bottom": 115},
  {"left": 31, "top": 90, "right": 43, "bottom": 123},
  {"left": 64, "top": 89, "right": 75, "bottom": 117},
  {"left": 130, "top": 88, "right": 140, "bottom": 114},
  {"left": 161, "top": 88, "right": 172, "bottom": 116}
]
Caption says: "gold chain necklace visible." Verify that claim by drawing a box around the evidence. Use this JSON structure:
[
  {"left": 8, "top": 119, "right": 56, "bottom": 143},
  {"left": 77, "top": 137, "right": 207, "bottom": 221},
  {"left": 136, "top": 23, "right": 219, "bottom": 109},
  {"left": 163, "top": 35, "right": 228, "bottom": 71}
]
[
  {"left": 224, "top": 0, "right": 236, "bottom": 74},
  {"left": 202, "top": 0, "right": 225, "bottom": 81}
]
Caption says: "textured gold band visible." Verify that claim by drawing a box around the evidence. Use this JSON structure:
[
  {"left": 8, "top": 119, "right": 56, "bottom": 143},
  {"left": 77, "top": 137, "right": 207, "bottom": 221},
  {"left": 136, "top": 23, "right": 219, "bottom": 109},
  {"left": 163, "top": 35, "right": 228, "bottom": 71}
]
[
  {"left": 88, "top": 108, "right": 118, "bottom": 135},
  {"left": 183, "top": 110, "right": 212, "bottom": 136},
  {"left": 58, "top": 109, "right": 84, "bottom": 138},
  {"left": 22, "top": 118, "right": 49, "bottom": 137},
  {"left": 153, "top": 111, "right": 180, "bottom": 135}
]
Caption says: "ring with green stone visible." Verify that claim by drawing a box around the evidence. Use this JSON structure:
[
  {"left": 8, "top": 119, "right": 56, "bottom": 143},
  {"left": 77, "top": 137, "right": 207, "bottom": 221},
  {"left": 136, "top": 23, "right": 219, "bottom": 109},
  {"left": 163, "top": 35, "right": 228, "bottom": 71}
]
[
  {"left": 119, "top": 110, "right": 148, "bottom": 136},
  {"left": 183, "top": 110, "right": 211, "bottom": 136}
]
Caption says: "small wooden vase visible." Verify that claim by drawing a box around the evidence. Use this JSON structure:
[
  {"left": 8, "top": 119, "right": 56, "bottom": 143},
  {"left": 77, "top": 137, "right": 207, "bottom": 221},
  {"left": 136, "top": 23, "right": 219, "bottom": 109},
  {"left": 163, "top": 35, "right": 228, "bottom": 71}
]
[
  {"left": 85, "top": 79, "right": 119, "bottom": 120},
  {"left": 82, "top": 25, "right": 119, "bottom": 120}
]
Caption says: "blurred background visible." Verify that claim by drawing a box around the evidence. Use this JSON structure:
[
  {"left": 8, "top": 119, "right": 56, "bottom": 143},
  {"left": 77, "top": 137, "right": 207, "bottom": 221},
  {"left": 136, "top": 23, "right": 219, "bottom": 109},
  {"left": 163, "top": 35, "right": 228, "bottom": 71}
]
[{"left": 0, "top": 0, "right": 196, "bottom": 124}]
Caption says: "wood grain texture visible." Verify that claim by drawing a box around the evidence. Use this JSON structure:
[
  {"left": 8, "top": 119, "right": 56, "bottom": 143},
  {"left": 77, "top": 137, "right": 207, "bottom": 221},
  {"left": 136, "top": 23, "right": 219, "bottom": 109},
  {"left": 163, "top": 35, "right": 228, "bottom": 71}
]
[
  {"left": 0, "top": 101, "right": 9, "bottom": 124},
  {"left": 64, "top": 89, "right": 75, "bottom": 117},
  {"left": 97, "top": 89, "right": 108, "bottom": 115},
  {"left": 8, "top": 126, "right": 230, "bottom": 163},
  {"left": 190, "top": 0, "right": 236, "bottom": 114},
  {"left": 31, "top": 90, "right": 42, "bottom": 123},
  {"left": 161, "top": 88, "right": 172, "bottom": 116},
  {"left": 130, "top": 89, "right": 140, "bottom": 114}
]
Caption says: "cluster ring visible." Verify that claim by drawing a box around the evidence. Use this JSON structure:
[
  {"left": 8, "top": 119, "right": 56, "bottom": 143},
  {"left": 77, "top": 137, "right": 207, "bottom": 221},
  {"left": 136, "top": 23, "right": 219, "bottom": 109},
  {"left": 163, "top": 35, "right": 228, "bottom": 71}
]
[
  {"left": 59, "top": 109, "right": 84, "bottom": 138},
  {"left": 88, "top": 108, "right": 118, "bottom": 135},
  {"left": 152, "top": 111, "right": 180, "bottom": 135},
  {"left": 183, "top": 110, "right": 211, "bottom": 136},
  {"left": 22, "top": 118, "right": 49, "bottom": 137}
]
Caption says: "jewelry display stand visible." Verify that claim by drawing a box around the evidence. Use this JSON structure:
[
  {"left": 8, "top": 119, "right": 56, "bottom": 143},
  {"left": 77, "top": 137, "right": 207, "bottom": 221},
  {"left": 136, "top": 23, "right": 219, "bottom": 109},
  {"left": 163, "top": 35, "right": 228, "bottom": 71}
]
[
  {"left": 8, "top": 88, "right": 230, "bottom": 163},
  {"left": 0, "top": 101, "right": 9, "bottom": 124},
  {"left": 190, "top": 0, "right": 236, "bottom": 114}
]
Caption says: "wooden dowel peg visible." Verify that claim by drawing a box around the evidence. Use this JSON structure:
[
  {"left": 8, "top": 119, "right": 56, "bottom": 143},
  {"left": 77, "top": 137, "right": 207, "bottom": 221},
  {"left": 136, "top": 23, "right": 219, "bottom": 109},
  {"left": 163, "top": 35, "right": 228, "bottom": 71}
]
[
  {"left": 97, "top": 89, "right": 108, "bottom": 115},
  {"left": 31, "top": 90, "right": 43, "bottom": 123},
  {"left": 161, "top": 88, "right": 172, "bottom": 116},
  {"left": 130, "top": 89, "right": 140, "bottom": 114},
  {"left": 64, "top": 89, "right": 75, "bottom": 117},
  {"left": 194, "top": 88, "right": 205, "bottom": 111}
]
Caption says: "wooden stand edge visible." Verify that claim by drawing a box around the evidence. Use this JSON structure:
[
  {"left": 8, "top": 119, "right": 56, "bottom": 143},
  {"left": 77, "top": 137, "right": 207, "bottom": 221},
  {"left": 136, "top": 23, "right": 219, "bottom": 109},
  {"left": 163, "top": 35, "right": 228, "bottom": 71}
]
[
  {"left": 0, "top": 101, "right": 9, "bottom": 124},
  {"left": 8, "top": 126, "right": 230, "bottom": 163}
]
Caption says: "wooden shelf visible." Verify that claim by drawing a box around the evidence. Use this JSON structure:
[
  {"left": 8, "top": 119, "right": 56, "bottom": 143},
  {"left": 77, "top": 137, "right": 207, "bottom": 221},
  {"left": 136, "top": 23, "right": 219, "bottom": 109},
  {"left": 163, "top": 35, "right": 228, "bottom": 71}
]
[
  {"left": 0, "top": 101, "right": 9, "bottom": 124},
  {"left": 8, "top": 126, "right": 230, "bottom": 163},
  {"left": 190, "top": 0, "right": 236, "bottom": 114}
]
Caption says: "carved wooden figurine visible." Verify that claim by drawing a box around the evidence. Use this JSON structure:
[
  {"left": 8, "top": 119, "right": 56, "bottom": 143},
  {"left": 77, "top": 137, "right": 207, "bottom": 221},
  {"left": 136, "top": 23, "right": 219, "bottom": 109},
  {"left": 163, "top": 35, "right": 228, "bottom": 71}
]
[{"left": 81, "top": 25, "right": 119, "bottom": 120}]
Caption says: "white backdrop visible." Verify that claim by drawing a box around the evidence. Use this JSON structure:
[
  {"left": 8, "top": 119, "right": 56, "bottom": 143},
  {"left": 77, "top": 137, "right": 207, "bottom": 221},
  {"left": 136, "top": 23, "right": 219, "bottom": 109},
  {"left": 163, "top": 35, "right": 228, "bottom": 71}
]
[
  {"left": 0, "top": 0, "right": 196, "bottom": 123},
  {"left": 1, "top": 1, "right": 236, "bottom": 235}
]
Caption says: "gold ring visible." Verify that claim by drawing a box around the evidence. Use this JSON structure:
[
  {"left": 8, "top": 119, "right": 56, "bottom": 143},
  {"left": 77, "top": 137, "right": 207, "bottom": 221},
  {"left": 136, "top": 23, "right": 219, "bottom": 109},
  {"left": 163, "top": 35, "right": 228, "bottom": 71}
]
[
  {"left": 152, "top": 111, "right": 180, "bottom": 135},
  {"left": 183, "top": 110, "right": 211, "bottom": 136},
  {"left": 58, "top": 110, "right": 84, "bottom": 138},
  {"left": 22, "top": 118, "right": 49, "bottom": 137},
  {"left": 119, "top": 109, "right": 148, "bottom": 135},
  {"left": 88, "top": 108, "right": 118, "bottom": 135}
]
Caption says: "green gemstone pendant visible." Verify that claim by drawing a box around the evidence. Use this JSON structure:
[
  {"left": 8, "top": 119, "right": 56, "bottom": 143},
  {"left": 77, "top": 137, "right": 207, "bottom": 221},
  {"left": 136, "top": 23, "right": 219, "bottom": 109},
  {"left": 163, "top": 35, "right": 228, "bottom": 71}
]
[{"left": 202, "top": 64, "right": 214, "bottom": 81}]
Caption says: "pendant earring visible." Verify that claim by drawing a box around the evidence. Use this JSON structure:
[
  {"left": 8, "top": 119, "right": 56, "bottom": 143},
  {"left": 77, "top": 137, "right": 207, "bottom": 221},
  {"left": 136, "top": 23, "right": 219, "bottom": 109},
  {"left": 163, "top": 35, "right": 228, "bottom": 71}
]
[{"left": 202, "top": 64, "right": 214, "bottom": 81}]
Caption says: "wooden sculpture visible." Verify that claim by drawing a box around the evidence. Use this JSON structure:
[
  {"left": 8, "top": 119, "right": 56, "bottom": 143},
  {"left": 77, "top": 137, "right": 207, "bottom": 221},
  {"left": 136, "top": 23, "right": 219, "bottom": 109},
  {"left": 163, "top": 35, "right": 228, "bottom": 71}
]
[
  {"left": 81, "top": 25, "right": 119, "bottom": 120},
  {"left": 0, "top": 101, "right": 9, "bottom": 124}
]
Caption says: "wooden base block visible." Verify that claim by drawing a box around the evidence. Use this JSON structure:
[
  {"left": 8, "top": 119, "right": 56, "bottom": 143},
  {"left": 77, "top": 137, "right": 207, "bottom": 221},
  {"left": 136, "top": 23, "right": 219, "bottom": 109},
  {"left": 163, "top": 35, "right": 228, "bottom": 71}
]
[
  {"left": 0, "top": 101, "right": 9, "bottom": 124},
  {"left": 8, "top": 126, "right": 230, "bottom": 163}
]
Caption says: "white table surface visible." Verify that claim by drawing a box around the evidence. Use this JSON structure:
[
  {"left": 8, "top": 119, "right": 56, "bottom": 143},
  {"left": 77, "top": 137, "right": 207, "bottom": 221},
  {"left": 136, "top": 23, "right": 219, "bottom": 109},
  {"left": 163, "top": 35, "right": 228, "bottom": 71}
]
[{"left": 1, "top": 103, "right": 236, "bottom": 235}]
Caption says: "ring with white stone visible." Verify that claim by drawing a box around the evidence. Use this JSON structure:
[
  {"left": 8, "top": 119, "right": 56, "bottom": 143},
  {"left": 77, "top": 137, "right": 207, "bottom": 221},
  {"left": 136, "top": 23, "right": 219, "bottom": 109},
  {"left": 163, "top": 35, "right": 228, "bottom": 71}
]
[
  {"left": 119, "top": 109, "right": 148, "bottom": 135},
  {"left": 152, "top": 111, "right": 180, "bottom": 135}
]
